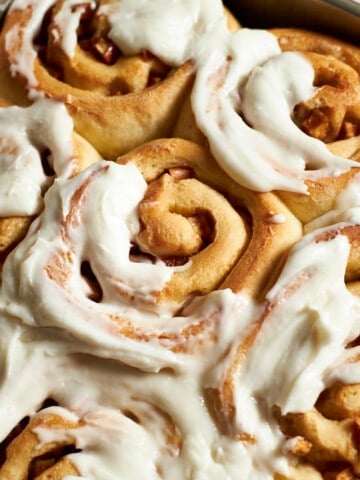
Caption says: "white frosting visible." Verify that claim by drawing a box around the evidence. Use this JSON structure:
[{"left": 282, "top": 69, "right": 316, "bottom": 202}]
[
  {"left": 101, "top": 0, "right": 227, "bottom": 67},
  {"left": 206, "top": 227, "right": 360, "bottom": 477},
  {"left": 1, "top": 148, "right": 359, "bottom": 479},
  {"left": 33, "top": 406, "right": 167, "bottom": 480},
  {"left": 6, "top": 0, "right": 55, "bottom": 90},
  {"left": 0, "top": 161, "right": 246, "bottom": 372},
  {"left": 192, "top": 32, "right": 357, "bottom": 193},
  {"left": 303, "top": 173, "right": 360, "bottom": 385},
  {"left": 4, "top": 0, "right": 356, "bottom": 193},
  {"left": 0, "top": 308, "right": 258, "bottom": 480},
  {"left": 306, "top": 172, "right": 360, "bottom": 232},
  {"left": 1, "top": 220, "right": 359, "bottom": 479},
  {"left": 235, "top": 232, "right": 357, "bottom": 414},
  {"left": 102, "top": 3, "right": 356, "bottom": 192},
  {"left": 53, "top": 0, "right": 96, "bottom": 57},
  {"left": 1, "top": 2, "right": 360, "bottom": 479},
  {"left": 0, "top": 99, "right": 74, "bottom": 216}
]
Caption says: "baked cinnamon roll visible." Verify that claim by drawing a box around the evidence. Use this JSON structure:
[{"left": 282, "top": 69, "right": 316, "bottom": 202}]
[
  {"left": 0, "top": 98, "right": 100, "bottom": 266},
  {"left": 0, "top": 0, "right": 239, "bottom": 160},
  {"left": 117, "top": 138, "right": 302, "bottom": 300},
  {"left": 174, "top": 27, "right": 359, "bottom": 197},
  {"left": 0, "top": 138, "right": 301, "bottom": 371},
  {"left": 0, "top": 2, "right": 359, "bottom": 479},
  {"left": 270, "top": 28, "right": 360, "bottom": 224},
  {"left": 205, "top": 223, "right": 360, "bottom": 479},
  {"left": 0, "top": 400, "right": 182, "bottom": 479},
  {"left": 0, "top": 344, "right": 276, "bottom": 480}
]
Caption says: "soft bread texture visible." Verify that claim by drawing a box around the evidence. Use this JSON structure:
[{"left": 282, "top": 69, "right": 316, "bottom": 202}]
[
  {"left": 117, "top": 138, "right": 302, "bottom": 301},
  {"left": 0, "top": 1, "right": 194, "bottom": 159},
  {"left": 271, "top": 28, "right": 360, "bottom": 223}
]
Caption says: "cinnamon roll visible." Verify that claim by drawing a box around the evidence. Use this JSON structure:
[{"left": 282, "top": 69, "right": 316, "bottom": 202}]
[
  {"left": 0, "top": 344, "right": 276, "bottom": 480},
  {"left": 0, "top": 1, "right": 360, "bottom": 479},
  {"left": 117, "top": 138, "right": 302, "bottom": 300},
  {"left": 0, "top": 347, "right": 188, "bottom": 480},
  {"left": 275, "top": 382, "right": 360, "bottom": 479},
  {"left": 0, "top": 98, "right": 100, "bottom": 266},
  {"left": 0, "top": 401, "right": 181, "bottom": 479},
  {"left": 175, "top": 27, "right": 359, "bottom": 195},
  {"left": 0, "top": 0, "right": 239, "bottom": 160},
  {"left": 270, "top": 28, "right": 360, "bottom": 223},
  {"left": 0, "top": 405, "right": 81, "bottom": 479},
  {"left": 205, "top": 224, "right": 360, "bottom": 478},
  {"left": 0, "top": 0, "right": 194, "bottom": 159},
  {"left": 0, "top": 138, "right": 301, "bottom": 371}
]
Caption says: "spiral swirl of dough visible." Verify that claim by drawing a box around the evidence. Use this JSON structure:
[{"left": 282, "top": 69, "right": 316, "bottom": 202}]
[
  {"left": 271, "top": 28, "right": 360, "bottom": 224},
  {"left": 0, "top": 0, "right": 196, "bottom": 159},
  {"left": 0, "top": 139, "right": 301, "bottom": 372},
  {"left": 0, "top": 401, "right": 182, "bottom": 480},
  {"left": 205, "top": 224, "right": 360, "bottom": 458}
]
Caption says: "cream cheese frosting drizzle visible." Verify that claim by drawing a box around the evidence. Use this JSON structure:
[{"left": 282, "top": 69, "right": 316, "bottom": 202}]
[
  {"left": 0, "top": 160, "right": 248, "bottom": 372},
  {"left": 205, "top": 225, "right": 360, "bottom": 477},
  {"left": 191, "top": 31, "right": 357, "bottom": 193},
  {"left": 302, "top": 174, "right": 360, "bottom": 386},
  {"left": 0, "top": 99, "right": 74, "bottom": 216},
  {"left": 4, "top": 0, "right": 356, "bottom": 193},
  {"left": 101, "top": 0, "right": 227, "bottom": 66},
  {"left": 1, "top": 221, "right": 359, "bottom": 479}
]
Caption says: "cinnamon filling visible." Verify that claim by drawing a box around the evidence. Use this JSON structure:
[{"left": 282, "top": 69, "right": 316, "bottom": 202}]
[
  {"left": 274, "top": 382, "right": 360, "bottom": 479},
  {"left": 34, "top": 2, "right": 171, "bottom": 94},
  {"left": 293, "top": 53, "right": 360, "bottom": 143},
  {"left": 0, "top": 416, "right": 29, "bottom": 468},
  {"left": 80, "top": 260, "right": 103, "bottom": 303}
]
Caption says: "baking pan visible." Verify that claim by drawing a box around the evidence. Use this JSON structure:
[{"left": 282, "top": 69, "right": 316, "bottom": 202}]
[{"left": 225, "top": 0, "right": 360, "bottom": 43}]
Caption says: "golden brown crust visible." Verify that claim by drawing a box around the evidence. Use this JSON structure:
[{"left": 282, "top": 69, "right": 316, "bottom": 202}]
[
  {"left": 0, "top": 124, "right": 101, "bottom": 267},
  {"left": 270, "top": 29, "right": 360, "bottom": 74},
  {"left": 117, "top": 138, "right": 302, "bottom": 303},
  {"left": 0, "top": 2, "right": 195, "bottom": 159},
  {"left": 172, "top": 94, "right": 210, "bottom": 147},
  {"left": 275, "top": 404, "right": 360, "bottom": 479},
  {"left": 271, "top": 28, "right": 360, "bottom": 224},
  {"left": 0, "top": 412, "right": 79, "bottom": 480}
]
